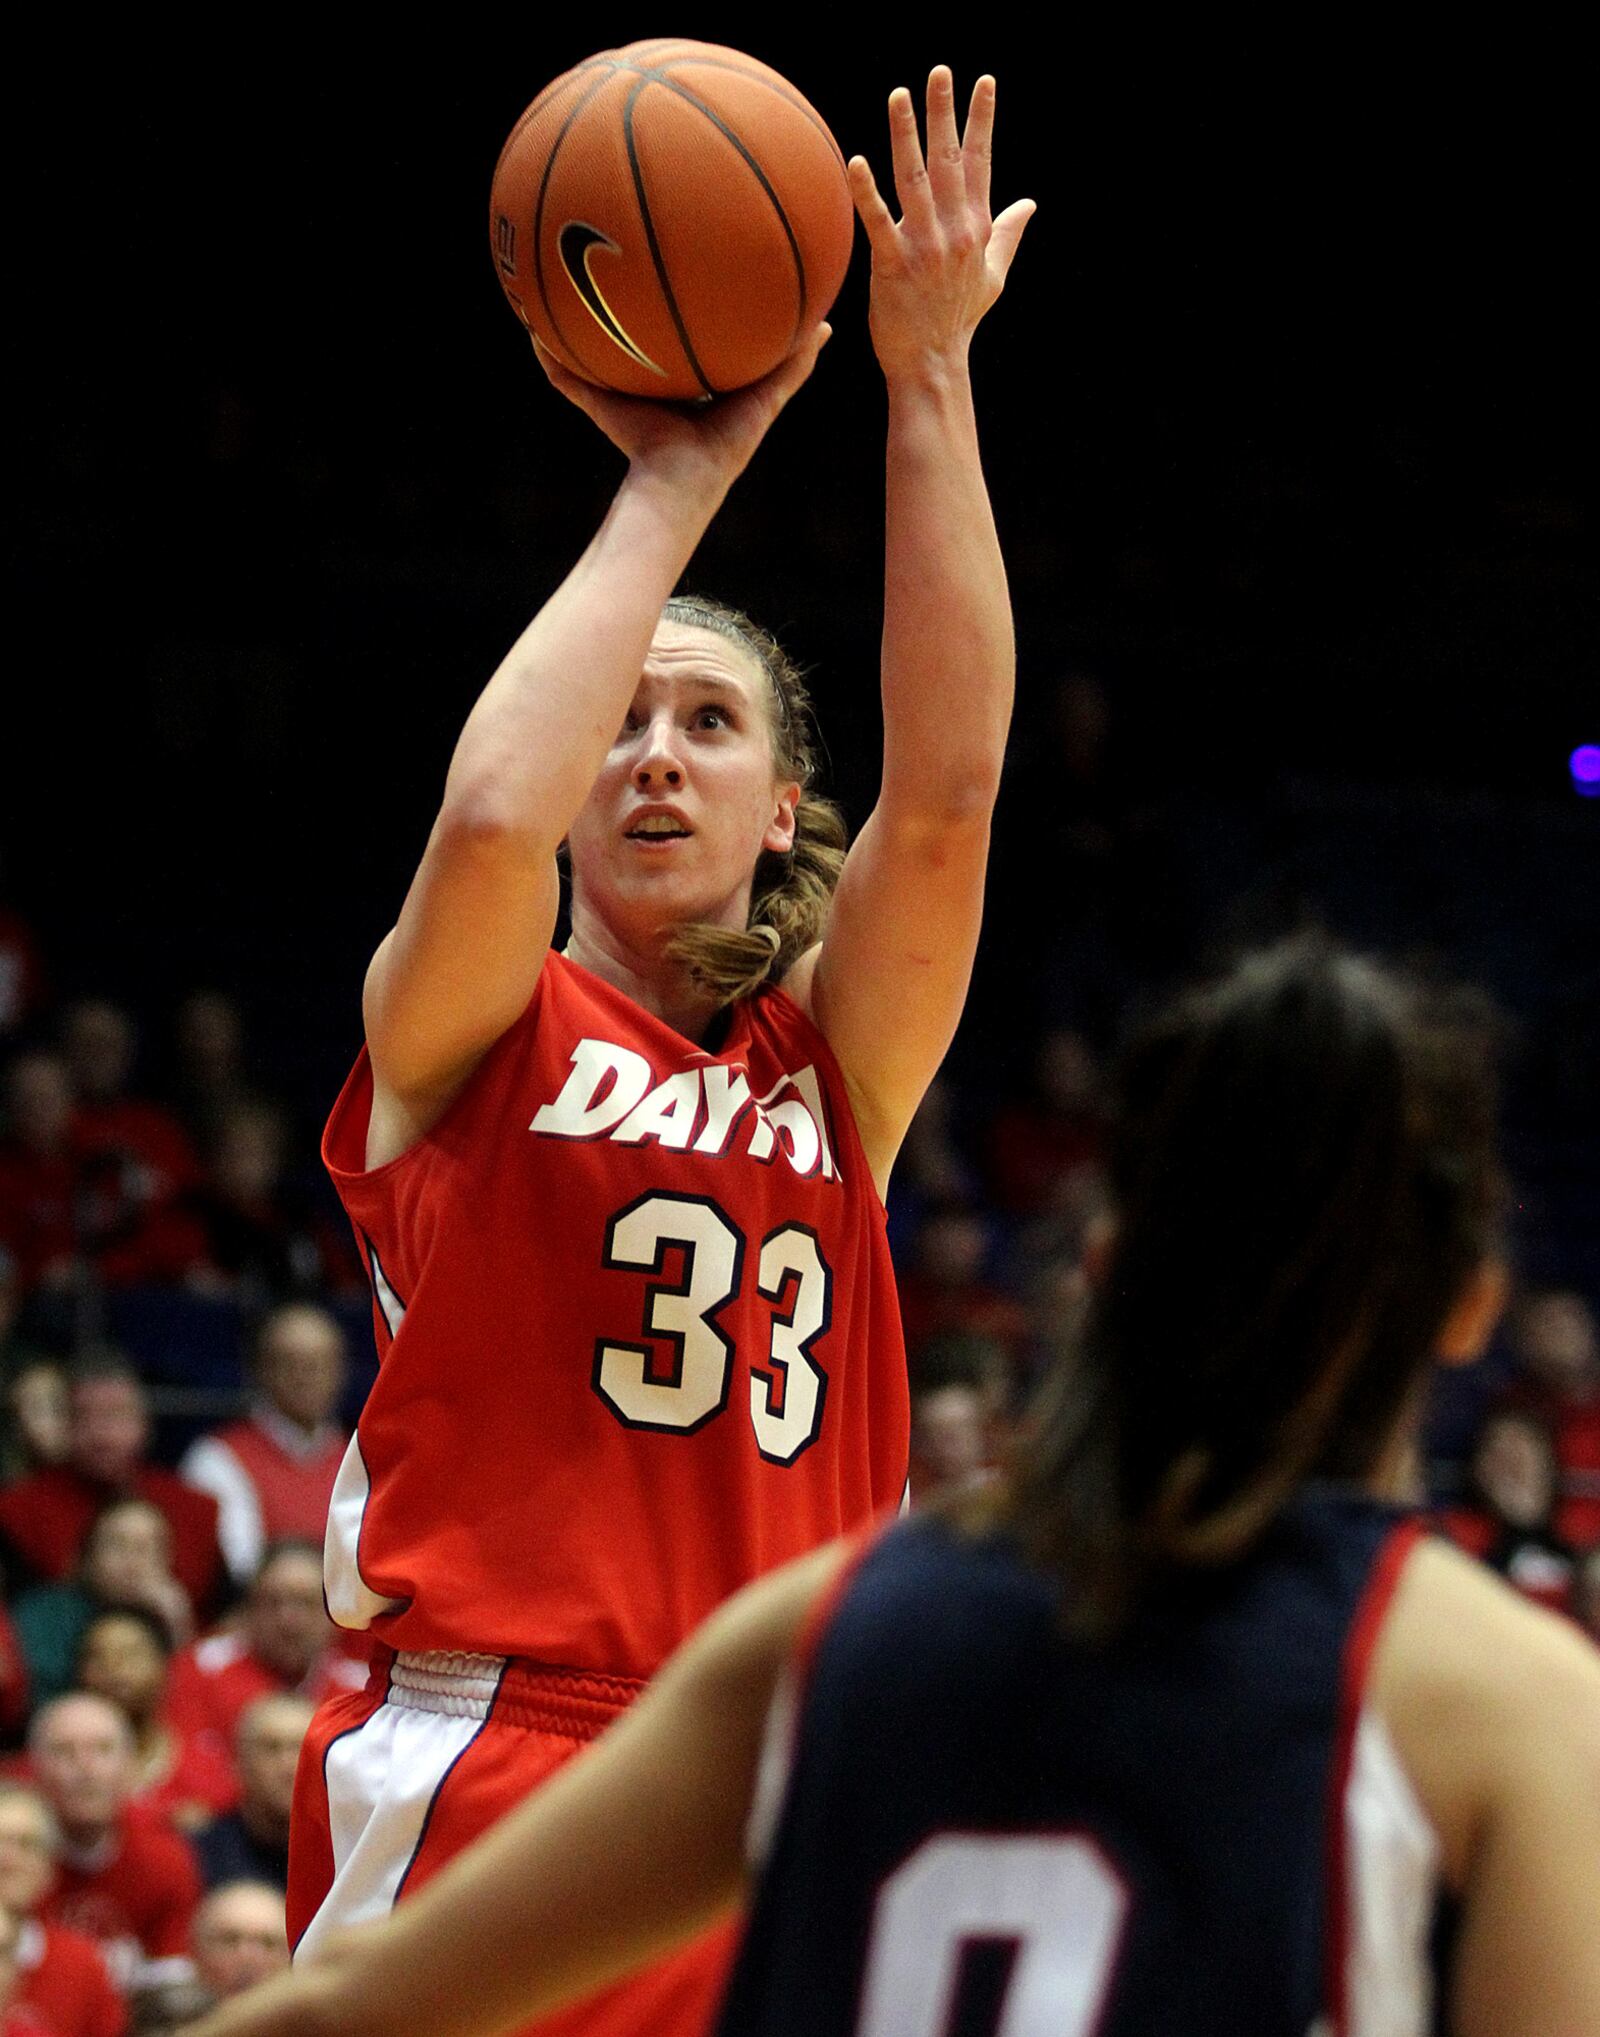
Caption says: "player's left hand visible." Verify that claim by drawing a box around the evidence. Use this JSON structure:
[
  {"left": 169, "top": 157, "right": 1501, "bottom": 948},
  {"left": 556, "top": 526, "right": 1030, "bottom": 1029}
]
[{"left": 850, "top": 68, "right": 1034, "bottom": 383}]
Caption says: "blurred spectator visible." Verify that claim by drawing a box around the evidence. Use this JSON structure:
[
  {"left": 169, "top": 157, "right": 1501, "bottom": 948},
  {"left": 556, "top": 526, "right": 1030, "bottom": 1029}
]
[
  {"left": 2, "top": 1356, "right": 70, "bottom": 1483},
  {"left": 179, "top": 1307, "right": 347, "bottom": 1589},
  {"left": 0, "top": 1902, "right": 49, "bottom": 2037},
  {"left": 74, "top": 1611, "right": 236, "bottom": 1835},
  {"left": 0, "top": 1356, "right": 222, "bottom": 1615},
  {"left": 907, "top": 1332, "right": 1009, "bottom": 1507},
  {"left": 1440, "top": 1407, "right": 1575, "bottom": 1612},
  {"left": 11, "top": 1499, "right": 193, "bottom": 1712},
  {"left": 0, "top": 1054, "right": 84, "bottom": 1296},
  {"left": 984, "top": 1027, "right": 1108, "bottom": 1220},
  {"left": 1505, "top": 1288, "right": 1600, "bottom": 1549},
  {"left": 0, "top": 1053, "right": 207, "bottom": 1311},
  {"left": 0, "top": 1783, "right": 125, "bottom": 2037},
  {"left": 896, "top": 1199, "right": 1028, "bottom": 1364},
  {"left": 164, "top": 1544, "right": 363, "bottom": 1750},
  {"left": 885, "top": 1079, "right": 978, "bottom": 1262},
  {"left": 27, "top": 1695, "right": 201, "bottom": 1993},
  {"left": 188, "top": 1882, "right": 286, "bottom": 2002},
  {"left": 0, "top": 1609, "right": 24, "bottom": 1749},
  {"left": 190, "top": 1697, "right": 311, "bottom": 1892},
  {"left": 168, "top": 998, "right": 250, "bottom": 1156},
  {"left": 187, "top": 1109, "right": 356, "bottom": 1307},
  {"left": 61, "top": 1006, "right": 201, "bottom": 1227}
]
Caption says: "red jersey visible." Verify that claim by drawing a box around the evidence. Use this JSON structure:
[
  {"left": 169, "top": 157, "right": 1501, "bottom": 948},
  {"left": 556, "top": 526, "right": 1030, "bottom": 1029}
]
[
  {"left": 13, "top": 1920, "right": 127, "bottom": 2037},
  {"left": 322, "top": 952, "right": 908, "bottom": 1676},
  {"left": 40, "top": 1813, "right": 201, "bottom": 1990}
]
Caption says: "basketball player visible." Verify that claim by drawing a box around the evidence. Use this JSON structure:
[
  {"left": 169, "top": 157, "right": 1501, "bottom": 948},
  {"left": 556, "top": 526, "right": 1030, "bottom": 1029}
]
[
  {"left": 194, "top": 940, "right": 1600, "bottom": 2036},
  {"left": 285, "top": 64, "right": 1033, "bottom": 2037}
]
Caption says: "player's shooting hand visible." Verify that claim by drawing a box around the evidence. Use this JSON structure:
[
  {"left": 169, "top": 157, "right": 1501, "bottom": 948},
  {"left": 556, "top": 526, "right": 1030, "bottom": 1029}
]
[
  {"left": 531, "top": 323, "right": 831, "bottom": 498},
  {"left": 851, "top": 69, "right": 1033, "bottom": 383}
]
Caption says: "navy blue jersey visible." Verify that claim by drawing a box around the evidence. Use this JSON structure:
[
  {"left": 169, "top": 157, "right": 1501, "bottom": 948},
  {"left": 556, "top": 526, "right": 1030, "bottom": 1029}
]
[{"left": 718, "top": 1488, "right": 1444, "bottom": 2037}]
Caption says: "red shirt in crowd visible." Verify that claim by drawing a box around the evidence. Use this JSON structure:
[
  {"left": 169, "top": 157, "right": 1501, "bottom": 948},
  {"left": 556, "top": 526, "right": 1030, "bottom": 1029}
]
[
  {"left": 0, "top": 1599, "right": 29, "bottom": 1741},
  {"left": 133, "top": 1727, "right": 240, "bottom": 1833},
  {"left": 0, "top": 1138, "right": 207, "bottom": 1293},
  {"left": 0, "top": 1466, "right": 221, "bottom": 1615},
  {"left": 13, "top": 1919, "right": 127, "bottom": 2037},
  {"left": 39, "top": 1811, "right": 201, "bottom": 1991},
  {"left": 164, "top": 1629, "right": 365, "bottom": 1749}
]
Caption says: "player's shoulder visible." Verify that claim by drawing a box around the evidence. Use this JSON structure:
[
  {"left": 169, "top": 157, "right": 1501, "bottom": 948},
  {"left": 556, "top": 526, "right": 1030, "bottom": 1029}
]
[
  {"left": 1381, "top": 1532, "right": 1600, "bottom": 1716},
  {"left": 1373, "top": 1532, "right": 1600, "bottom": 1879}
]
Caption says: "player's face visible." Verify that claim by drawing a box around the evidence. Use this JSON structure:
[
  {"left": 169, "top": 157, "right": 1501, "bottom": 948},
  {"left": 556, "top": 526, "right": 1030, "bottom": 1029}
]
[{"left": 566, "top": 624, "right": 799, "bottom": 946}]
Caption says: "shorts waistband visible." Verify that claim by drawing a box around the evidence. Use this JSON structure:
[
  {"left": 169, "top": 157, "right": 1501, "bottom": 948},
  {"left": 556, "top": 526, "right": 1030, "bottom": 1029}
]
[{"left": 380, "top": 1648, "right": 647, "bottom": 1740}]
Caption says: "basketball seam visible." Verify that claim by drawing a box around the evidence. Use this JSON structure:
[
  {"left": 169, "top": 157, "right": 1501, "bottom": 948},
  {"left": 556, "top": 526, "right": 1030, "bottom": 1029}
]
[
  {"left": 491, "top": 57, "right": 613, "bottom": 185},
  {"left": 530, "top": 64, "right": 629, "bottom": 381},
  {"left": 648, "top": 54, "right": 849, "bottom": 177},
  {"left": 648, "top": 74, "right": 811, "bottom": 346},
  {"left": 622, "top": 77, "right": 715, "bottom": 398}
]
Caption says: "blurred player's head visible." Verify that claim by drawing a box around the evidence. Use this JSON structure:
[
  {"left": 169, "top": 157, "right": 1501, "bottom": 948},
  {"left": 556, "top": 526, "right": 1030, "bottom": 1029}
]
[
  {"left": 27, "top": 1693, "right": 137, "bottom": 1842},
  {"left": 564, "top": 599, "right": 845, "bottom": 1006},
  {"left": 76, "top": 1604, "right": 174, "bottom": 1730},
  {"left": 1470, "top": 1407, "right": 1560, "bottom": 1532},
  {"left": 4, "top": 1050, "right": 74, "bottom": 1156},
  {"left": 245, "top": 1541, "right": 329, "bottom": 1679},
  {"left": 66, "top": 1353, "right": 149, "bottom": 1484},
  {"left": 254, "top": 1302, "right": 346, "bottom": 1431},
  {"left": 61, "top": 998, "right": 137, "bottom": 1102},
  {"left": 235, "top": 1694, "right": 315, "bottom": 1836},
  {"left": 1511, "top": 1287, "right": 1599, "bottom": 1396},
  {"left": 0, "top": 1784, "right": 58, "bottom": 1916},
  {"left": 4, "top": 1355, "right": 69, "bottom": 1469},
  {"left": 81, "top": 1494, "right": 173, "bottom": 1600},
  {"left": 1006, "top": 936, "right": 1504, "bottom": 1635},
  {"left": 191, "top": 1881, "right": 289, "bottom": 1999}
]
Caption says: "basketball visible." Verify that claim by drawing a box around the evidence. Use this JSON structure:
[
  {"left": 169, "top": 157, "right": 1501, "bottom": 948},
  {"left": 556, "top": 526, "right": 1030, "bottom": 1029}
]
[{"left": 489, "top": 41, "right": 854, "bottom": 400}]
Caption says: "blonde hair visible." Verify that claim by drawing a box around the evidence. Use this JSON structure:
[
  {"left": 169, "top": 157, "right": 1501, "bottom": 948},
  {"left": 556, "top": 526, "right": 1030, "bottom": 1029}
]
[{"left": 658, "top": 596, "right": 847, "bottom": 1005}]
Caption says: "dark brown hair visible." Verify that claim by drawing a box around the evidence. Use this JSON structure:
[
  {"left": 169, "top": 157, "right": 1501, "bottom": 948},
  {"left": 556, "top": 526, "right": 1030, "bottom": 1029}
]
[
  {"left": 1001, "top": 936, "right": 1503, "bottom": 1638},
  {"left": 658, "top": 596, "right": 847, "bottom": 1004}
]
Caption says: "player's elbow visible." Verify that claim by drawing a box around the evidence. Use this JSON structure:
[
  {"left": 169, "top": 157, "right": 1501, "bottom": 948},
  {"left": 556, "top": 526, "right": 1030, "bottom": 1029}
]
[
  {"left": 880, "top": 777, "right": 999, "bottom": 861},
  {"left": 435, "top": 791, "right": 547, "bottom": 865}
]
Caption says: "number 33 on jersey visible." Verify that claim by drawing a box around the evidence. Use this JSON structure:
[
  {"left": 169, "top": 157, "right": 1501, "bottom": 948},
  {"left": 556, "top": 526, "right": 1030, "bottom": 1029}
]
[{"left": 321, "top": 951, "right": 909, "bottom": 1680}]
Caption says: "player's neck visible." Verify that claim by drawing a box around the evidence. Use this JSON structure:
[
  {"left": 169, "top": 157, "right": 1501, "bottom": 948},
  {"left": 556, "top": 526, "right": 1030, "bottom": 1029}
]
[{"left": 563, "top": 911, "right": 727, "bottom": 1046}]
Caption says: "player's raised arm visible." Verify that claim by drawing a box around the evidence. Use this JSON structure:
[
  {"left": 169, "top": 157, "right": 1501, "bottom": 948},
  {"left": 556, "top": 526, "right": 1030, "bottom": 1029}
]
[
  {"left": 362, "top": 328, "right": 829, "bottom": 1155},
  {"left": 787, "top": 69, "right": 1033, "bottom": 1192}
]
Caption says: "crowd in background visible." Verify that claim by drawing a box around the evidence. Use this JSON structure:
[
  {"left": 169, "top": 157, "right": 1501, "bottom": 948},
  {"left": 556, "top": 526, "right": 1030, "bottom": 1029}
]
[{"left": 2, "top": 821, "right": 1599, "bottom": 2032}]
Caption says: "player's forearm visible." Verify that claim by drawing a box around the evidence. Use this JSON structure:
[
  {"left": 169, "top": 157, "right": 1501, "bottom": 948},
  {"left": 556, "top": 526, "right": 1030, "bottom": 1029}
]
[
  {"left": 438, "top": 462, "right": 728, "bottom": 855},
  {"left": 877, "top": 360, "right": 1014, "bottom": 824}
]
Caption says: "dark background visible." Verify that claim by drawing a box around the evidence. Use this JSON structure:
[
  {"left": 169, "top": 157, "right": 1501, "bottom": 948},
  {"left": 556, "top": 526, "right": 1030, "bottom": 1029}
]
[{"left": 8, "top": 25, "right": 1596, "bottom": 1276}]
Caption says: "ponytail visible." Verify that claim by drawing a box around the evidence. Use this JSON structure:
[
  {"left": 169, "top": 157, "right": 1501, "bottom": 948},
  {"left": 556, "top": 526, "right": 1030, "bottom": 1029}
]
[{"left": 1001, "top": 937, "right": 1503, "bottom": 1639}]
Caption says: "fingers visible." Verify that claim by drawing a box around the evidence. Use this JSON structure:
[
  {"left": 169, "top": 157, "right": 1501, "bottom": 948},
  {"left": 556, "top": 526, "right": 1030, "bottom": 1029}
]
[
  {"left": 848, "top": 154, "right": 898, "bottom": 253},
  {"left": 987, "top": 197, "right": 1036, "bottom": 283},
  {"left": 962, "top": 75, "right": 996, "bottom": 219},
  {"left": 922, "top": 65, "right": 966, "bottom": 215},
  {"left": 886, "top": 84, "right": 935, "bottom": 234}
]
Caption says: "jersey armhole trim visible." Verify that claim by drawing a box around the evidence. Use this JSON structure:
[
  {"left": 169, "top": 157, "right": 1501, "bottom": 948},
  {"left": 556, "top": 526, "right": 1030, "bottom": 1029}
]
[
  {"left": 1324, "top": 1514, "right": 1427, "bottom": 2037},
  {"left": 322, "top": 969, "right": 550, "bottom": 1190}
]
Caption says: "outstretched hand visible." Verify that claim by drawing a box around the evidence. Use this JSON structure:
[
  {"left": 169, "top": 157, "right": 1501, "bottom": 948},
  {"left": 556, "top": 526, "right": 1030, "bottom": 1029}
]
[
  {"left": 531, "top": 323, "right": 831, "bottom": 494},
  {"left": 850, "top": 69, "right": 1033, "bottom": 382}
]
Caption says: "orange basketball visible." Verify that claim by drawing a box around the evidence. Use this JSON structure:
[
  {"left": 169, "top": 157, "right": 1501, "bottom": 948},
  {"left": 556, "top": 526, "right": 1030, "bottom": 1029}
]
[{"left": 490, "top": 41, "right": 854, "bottom": 400}]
